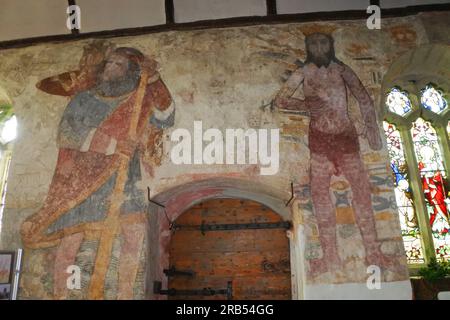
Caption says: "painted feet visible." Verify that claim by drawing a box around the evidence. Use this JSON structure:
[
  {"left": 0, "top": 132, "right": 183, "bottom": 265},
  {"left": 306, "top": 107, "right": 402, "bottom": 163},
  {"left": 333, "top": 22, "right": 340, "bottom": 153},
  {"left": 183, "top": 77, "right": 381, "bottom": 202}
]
[
  {"left": 365, "top": 248, "right": 406, "bottom": 276},
  {"left": 308, "top": 255, "right": 343, "bottom": 278}
]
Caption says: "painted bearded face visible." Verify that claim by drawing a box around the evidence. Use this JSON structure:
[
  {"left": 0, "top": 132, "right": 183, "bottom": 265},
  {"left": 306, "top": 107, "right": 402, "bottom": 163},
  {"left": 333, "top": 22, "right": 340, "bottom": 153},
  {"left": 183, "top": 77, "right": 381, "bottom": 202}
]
[
  {"left": 306, "top": 33, "right": 333, "bottom": 68},
  {"left": 101, "top": 53, "right": 129, "bottom": 82},
  {"left": 95, "top": 51, "right": 141, "bottom": 97}
]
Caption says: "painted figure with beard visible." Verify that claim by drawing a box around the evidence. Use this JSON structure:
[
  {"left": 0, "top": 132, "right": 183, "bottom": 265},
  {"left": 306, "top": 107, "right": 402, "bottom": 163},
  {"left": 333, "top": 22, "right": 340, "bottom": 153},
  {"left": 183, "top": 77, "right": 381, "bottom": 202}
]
[
  {"left": 275, "top": 32, "right": 397, "bottom": 276},
  {"left": 21, "top": 41, "right": 174, "bottom": 298}
]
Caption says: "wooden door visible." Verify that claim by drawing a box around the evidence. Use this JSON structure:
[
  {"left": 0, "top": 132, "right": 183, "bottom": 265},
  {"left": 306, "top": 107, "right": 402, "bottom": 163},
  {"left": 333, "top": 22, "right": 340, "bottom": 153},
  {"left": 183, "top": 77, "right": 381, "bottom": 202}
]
[{"left": 168, "top": 198, "right": 291, "bottom": 300}]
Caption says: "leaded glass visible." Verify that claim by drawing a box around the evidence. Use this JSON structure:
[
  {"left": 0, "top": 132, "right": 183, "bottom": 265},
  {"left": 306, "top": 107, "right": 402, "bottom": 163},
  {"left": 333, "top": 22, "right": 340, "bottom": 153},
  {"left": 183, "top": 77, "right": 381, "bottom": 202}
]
[
  {"left": 411, "top": 118, "right": 450, "bottom": 261},
  {"left": 386, "top": 88, "right": 412, "bottom": 116},
  {"left": 421, "top": 84, "right": 447, "bottom": 114},
  {"left": 383, "top": 121, "right": 424, "bottom": 263}
]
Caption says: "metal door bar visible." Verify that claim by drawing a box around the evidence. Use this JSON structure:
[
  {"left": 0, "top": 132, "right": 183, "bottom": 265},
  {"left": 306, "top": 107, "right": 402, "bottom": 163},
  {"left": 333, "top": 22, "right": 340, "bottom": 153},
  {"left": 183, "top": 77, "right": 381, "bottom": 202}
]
[
  {"left": 153, "top": 281, "right": 233, "bottom": 299},
  {"left": 172, "top": 221, "right": 291, "bottom": 235}
]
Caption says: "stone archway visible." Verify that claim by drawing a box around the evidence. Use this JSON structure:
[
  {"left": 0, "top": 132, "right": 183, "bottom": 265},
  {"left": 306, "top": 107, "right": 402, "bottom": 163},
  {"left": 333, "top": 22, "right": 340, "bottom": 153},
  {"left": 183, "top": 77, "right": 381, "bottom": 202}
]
[
  {"left": 144, "top": 177, "right": 303, "bottom": 300},
  {"left": 380, "top": 43, "right": 450, "bottom": 115},
  {"left": 0, "top": 86, "right": 14, "bottom": 247}
]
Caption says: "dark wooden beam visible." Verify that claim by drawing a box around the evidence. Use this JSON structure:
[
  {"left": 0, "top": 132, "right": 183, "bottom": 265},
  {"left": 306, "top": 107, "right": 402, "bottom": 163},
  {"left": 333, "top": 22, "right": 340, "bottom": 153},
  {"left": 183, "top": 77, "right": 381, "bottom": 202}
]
[
  {"left": 266, "top": 0, "right": 277, "bottom": 16},
  {"left": 165, "top": 0, "right": 175, "bottom": 24},
  {"left": 0, "top": 3, "right": 448, "bottom": 50},
  {"left": 67, "top": 0, "right": 80, "bottom": 35}
]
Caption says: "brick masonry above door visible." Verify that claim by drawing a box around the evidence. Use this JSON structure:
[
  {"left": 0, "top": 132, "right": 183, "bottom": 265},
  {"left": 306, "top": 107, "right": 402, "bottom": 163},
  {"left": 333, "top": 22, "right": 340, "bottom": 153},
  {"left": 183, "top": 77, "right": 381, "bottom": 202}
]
[{"left": 167, "top": 198, "right": 292, "bottom": 300}]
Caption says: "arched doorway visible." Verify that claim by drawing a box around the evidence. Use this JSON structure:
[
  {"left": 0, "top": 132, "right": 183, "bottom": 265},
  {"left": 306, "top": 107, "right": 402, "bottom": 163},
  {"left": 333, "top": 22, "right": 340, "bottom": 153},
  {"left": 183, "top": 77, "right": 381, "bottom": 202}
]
[
  {"left": 0, "top": 87, "right": 16, "bottom": 239},
  {"left": 146, "top": 177, "right": 303, "bottom": 300},
  {"left": 167, "top": 198, "right": 291, "bottom": 300}
]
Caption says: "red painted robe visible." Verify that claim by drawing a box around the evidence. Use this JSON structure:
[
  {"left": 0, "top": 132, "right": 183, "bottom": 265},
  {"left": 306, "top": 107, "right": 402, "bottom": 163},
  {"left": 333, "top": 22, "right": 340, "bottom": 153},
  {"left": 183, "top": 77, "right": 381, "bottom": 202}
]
[
  {"left": 22, "top": 70, "right": 174, "bottom": 248},
  {"left": 419, "top": 162, "right": 449, "bottom": 229}
]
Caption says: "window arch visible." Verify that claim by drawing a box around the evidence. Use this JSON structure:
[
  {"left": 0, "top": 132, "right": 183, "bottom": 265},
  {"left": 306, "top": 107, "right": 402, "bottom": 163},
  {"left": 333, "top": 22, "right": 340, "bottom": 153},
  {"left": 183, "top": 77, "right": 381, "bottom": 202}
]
[
  {"left": 0, "top": 88, "right": 16, "bottom": 236},
  {"left": 383, "top": 83, "right": 450, "bottom": 265}
]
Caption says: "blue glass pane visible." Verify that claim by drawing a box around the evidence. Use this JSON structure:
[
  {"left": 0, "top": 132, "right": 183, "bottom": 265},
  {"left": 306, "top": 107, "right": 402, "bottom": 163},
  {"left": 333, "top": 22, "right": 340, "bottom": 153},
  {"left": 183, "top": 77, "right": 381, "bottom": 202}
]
[
  {"left": 386, "top": 88, "right": 412, "bottom": 116},
  {"left": 421, "top": 85, "right": 447, "bottom": 114}
]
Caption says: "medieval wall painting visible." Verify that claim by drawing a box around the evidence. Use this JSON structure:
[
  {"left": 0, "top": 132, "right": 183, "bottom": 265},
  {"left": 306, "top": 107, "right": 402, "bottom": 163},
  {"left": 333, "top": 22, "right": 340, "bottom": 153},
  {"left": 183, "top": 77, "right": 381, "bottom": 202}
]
[
  {"left": 271, "top": 27, "right": 409, "bottom": 283},
  {"left": 20, "top": 40, "right": 175, "bottom": 299},
  {"left": 6, "top": 20, "right": 420, "bottom": 299}
]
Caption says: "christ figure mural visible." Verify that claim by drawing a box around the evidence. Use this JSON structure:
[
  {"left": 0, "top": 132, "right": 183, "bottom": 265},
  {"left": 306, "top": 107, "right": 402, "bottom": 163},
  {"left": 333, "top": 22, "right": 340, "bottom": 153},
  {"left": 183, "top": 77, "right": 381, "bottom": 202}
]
[{"left": 274, "top": 32, "right": 396, "bottom": 275}]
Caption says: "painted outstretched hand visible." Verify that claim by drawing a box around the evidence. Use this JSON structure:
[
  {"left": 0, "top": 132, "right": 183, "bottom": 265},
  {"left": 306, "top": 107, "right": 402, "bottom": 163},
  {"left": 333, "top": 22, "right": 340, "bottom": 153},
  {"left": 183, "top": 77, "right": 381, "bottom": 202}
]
[
  {"left": 273, "top": 96, "right": 293, "bottom": 109},
  {"left": 274, "top": 96, "right": 311, "bottom": 112}
]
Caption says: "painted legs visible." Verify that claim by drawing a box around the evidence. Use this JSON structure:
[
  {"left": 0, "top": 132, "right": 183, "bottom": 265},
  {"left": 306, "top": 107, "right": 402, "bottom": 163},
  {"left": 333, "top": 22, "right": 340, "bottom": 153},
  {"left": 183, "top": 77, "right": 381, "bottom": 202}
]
[
  {"left": 309, "top": 152, "right": 395, "bottom": 277},
  {"left": 53, "top": 233, "right": 84, "bottom": 299},
  {"left": 309, "top": 153, "right": 341, "bottom": 275},
  {"left": 117, "top": 222, "right": 145, "bottom": 299},
  {"left": 52, "top": 222, "right": 145, "bottom": 299},
  {"left": 339, "top": 154, "right": 388, "bottom": 268}
]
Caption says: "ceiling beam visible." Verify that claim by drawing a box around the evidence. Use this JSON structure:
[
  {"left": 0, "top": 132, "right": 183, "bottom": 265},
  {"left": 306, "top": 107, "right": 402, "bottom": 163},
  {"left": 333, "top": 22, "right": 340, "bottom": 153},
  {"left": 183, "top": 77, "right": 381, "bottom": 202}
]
[
  {"left": 165, "top": 0, "right": 175, "bottom": 24},
  {"left": 266, "top": 0, "right": 277, "bottom": 16},
  {"left": 0, "top": 3, "right": 448, "bottom": 50}
]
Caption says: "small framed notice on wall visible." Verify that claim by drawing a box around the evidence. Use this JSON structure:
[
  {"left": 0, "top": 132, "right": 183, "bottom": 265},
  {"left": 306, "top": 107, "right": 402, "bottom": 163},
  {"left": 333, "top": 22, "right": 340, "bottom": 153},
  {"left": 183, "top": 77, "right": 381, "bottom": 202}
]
[{"left": 0, "top": 251, "right": 15, "bottom": 300}]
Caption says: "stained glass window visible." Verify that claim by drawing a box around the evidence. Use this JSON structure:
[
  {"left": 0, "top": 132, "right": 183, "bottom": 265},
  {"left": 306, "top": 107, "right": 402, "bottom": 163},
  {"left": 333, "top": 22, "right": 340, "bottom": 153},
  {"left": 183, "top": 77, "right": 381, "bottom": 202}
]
[
  {"left": 411, "top": 118, "right": 450, "bottom": 261},
  {"left": 385, "top": 82, "right": 450, "bottom": 265},
  {"left": 384, "top": 121, "right": 424, "bottom": 263},
  {"left": 421, "top": 84, "right": 447, "bottom": 114},
  {"left": 386, "top": 88, "right": 412, "bottom": 117}
]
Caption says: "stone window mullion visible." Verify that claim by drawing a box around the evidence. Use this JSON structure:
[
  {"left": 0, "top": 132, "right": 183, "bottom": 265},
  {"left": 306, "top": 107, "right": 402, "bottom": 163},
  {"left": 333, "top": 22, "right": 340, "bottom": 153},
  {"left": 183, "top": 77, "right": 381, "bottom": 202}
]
[{"left": 399, "top": 125, "right": 436, "bottom": 264}]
